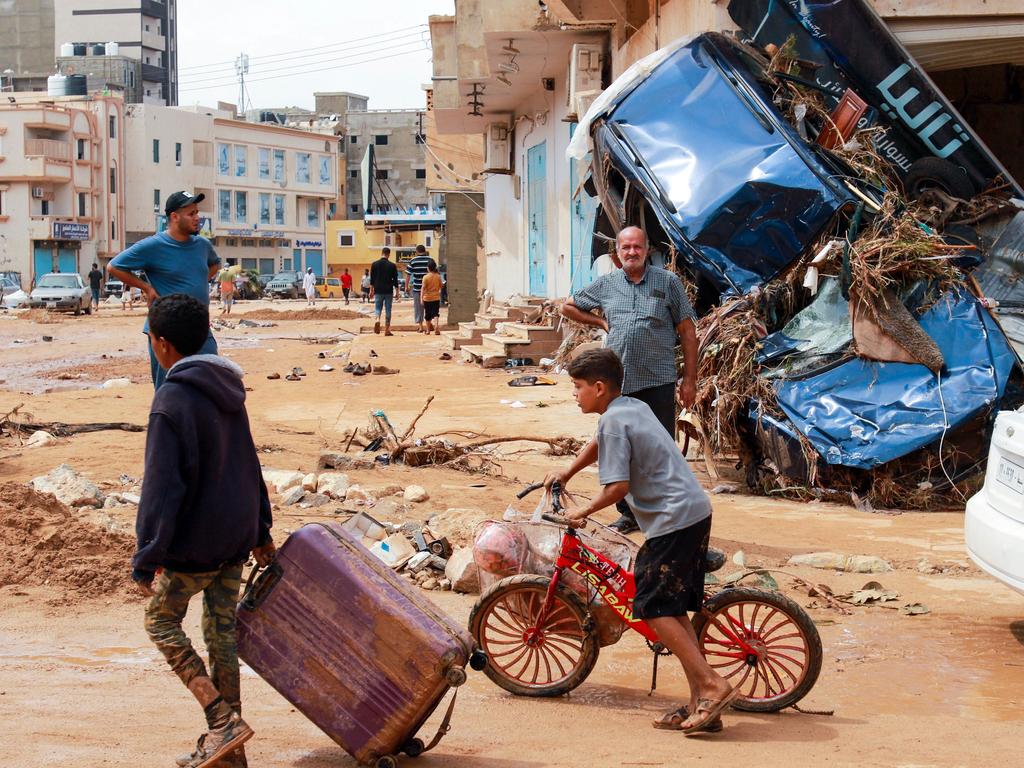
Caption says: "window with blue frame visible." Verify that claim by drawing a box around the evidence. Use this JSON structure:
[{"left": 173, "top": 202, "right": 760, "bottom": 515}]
[
  {"left": 273, "top": 149, "right": 285, "bottom": 182},
  {"left": 274, "top": 194, "right": 285, "bottom": 225},
  {"left": 235, "top": 191, "right": 247, "bottom": 223},
  {"left": 218, "top": 189, "right": 231, "bottom": 221},
  {"left": 307, "top": 199, "right": 320, "bottom": 227},
  {"left": 258, "top": 147, "right": 270, "bottom": 179},
  {"left": 217, "top": 143, "right": 230, "bottom": 175},
  {"left": 259, "top": 192, "right": 270, "bottom": 224},
  {"left": 296, "top": 153, "right": 310, "bottom": 184},
  {"left": 234, "top": 145, "right": 246, "bottom": 177},
  {"left": 319, "top": 155, "right": 331, "bottom": 185}
]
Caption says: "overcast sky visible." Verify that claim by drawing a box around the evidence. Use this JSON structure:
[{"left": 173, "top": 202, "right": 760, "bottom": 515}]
[{"left": 176, "top": 0, "right": 455, "bottom": 112}]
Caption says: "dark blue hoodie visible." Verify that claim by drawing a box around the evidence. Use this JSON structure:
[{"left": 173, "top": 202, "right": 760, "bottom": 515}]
[{"left": 132, "top": 355, "right": 272, "bottom": 582}]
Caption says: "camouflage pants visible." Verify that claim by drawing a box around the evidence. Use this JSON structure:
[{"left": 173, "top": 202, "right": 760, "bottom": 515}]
[{"left": 144, "top": 564, "right": 244, "bottom": 711}]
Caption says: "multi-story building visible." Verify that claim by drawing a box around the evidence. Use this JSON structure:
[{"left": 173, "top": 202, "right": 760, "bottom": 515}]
[
  {"left": 0, "top": 92, "right": 125, "bottom": 289},
  {"left": 430, "top": 0, "right": 1024, "bottom": 300},
  {"left": 54, "top": 0, "right": 178, "bottom": 105},
  {"left": 0, "top": 0, "right": 56, "bottom": 77},
  {"left": 124, "top": 103, "right": 339, "bottom": 275}
]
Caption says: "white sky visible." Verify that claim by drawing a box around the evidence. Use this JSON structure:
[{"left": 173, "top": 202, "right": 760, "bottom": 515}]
[{"left": 176, "top": 0, "right": 455, "bottom": 112}]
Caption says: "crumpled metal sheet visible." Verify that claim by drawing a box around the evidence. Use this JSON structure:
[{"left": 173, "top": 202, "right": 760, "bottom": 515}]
[
  {"left": 596, "top": 35, "right": 850, "bottom": 296},
  {"left": 771, "top": 292, "right": 1017, "bottom": 468}
]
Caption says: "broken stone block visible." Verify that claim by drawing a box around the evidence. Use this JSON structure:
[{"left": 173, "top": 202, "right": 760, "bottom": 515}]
[
  {"left": 787, "top": 552, "right": 892, "bottom": 573},
  {"left": 280, "top": 486, "right": 306, "bottom": 506},
  {"left": 318, "top": 451, "right": 375, "bottom": 471},
  {"left": 31, "top": 464, "right": 103, "bottom": 508},
  {"left": 119, "top": 492, "right": 141, "bottom": 505},
  {"left": 262, "top": 469, "right": 305, "bottom": 494},
  {"left": 406, "top": 551, "right": 432, "bottom": 574},
  {"left": 439, "top": 578, "right": 453, "bottom": 591},
  {"left": 421, "top": 577, "right": 439, "bottom": 591},
  {"left": 427, "top": 508, "right": 485, "bottom": 547},
  {"left": 302, "top": 473, "right": 318, "bottom": 492},
  {"left": 345, "top": 485, "right": 372, "bottom": 502},
  {"left": 300, "top": 493, "right": 331, "bottom": 508},
  {"left": 444, "top": 547, "right": 480, "bottom": 594},
  {"left": 26, "top": 430, "right": 57, "bottom": 448},
  {"left": 317, "top": 472, "right": 350, "bottom": 499},
  {"left": 101, "top": 377, "right": 132, "bottom": 389},
  {"left": 404, "top": 485, "right": 429, "bottom": 503}
]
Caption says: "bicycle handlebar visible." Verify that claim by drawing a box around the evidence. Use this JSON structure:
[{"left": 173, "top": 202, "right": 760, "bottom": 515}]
[
  {"left": 515, "top": 482, "right": 545, "bottom": 500},
  {"left": 517, "top": 481, "right": 565, "bottom": 513}
]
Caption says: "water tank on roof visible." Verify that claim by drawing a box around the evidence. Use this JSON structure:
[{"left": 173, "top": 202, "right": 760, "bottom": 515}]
[
  {"left": 60, "top": 42, "right": 75, "bottom": 57},
  {"left": 92, "top": 43, "right": 106, "bottom": 56},
  {"left": 48, "top": 73, "right": 88, "bottom": 97},
  {"left": 73, "top": 43, "right": 87, "bottom": 56},
  {"left": 106, "top": 42, "right": 119, "bottom": 56}
]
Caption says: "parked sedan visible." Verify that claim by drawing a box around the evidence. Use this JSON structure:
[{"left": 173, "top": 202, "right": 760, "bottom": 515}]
[
  {"left": 966, "top": 410, "right": 1024, "bottom": 596},
  {"left": 29, "top": 273, "right": 92, "bottom": 315}
]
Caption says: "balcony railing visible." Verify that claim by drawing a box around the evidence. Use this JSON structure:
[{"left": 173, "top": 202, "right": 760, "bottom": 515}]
[{"left": 24, "top": 139, "right": 71, "bottom": 161}]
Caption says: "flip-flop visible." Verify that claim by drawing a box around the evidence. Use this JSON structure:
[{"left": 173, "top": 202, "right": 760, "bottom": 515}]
[
  {"left": 652, "top": 706, "right": 722, "bottom": 732},
  {"left": 682, "top": 688, "right": 739, "bottom": 735},
  {"left": 285, "top": 374, "right": 301, "bottom": 381},
  {"left": 266, "top": 373, "right": 281, "bottom": 380}
]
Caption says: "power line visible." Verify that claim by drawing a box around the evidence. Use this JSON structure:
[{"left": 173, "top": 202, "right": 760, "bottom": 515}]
[
  {"left": 179, "top": 31, "right": 426, "bottom": 84},
  {"left": 179, "top": 44, "right": 430, "bottom": 93},
  {"left": 178, "top": 24, "right": 427, "bottom": 73}
]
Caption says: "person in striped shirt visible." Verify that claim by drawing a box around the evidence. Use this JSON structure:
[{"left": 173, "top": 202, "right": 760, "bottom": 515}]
[{"left": 405, "top": 244, "right": 433, "bottom": 333}]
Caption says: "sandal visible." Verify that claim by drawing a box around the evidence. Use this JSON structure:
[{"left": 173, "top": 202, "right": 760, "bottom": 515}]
[
  {"left": 652, "top": 705, "right": 722, "bottom": 733},
  {"left": 266, "top": 373, "right": 281, "bottom": 380},
  {"left": 285, "top": 374, "right": 301, "bottom": 382},
  {"left": 682, "top": 688, "right": 739, "bottom": 735}
]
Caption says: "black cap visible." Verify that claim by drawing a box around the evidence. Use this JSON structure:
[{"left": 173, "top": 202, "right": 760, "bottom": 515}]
[{"left": 165, "top": 190, "right": 206, "bottom": 214}]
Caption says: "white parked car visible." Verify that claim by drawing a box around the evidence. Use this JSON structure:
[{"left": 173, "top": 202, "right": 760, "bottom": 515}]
[
  {"left": 28, "top": 272, "right": 92, "bottom": 315},
  {"left": 965, "top": 410, "right": 1024, "bottom": 595}
]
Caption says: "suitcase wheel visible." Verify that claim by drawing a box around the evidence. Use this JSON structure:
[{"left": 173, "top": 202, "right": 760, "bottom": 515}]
[
  {"left": 375, "top": 756, "right": 398, "bottom": 768},
  {"left": 445, "top": 667, "right": 467, "bottom": 687},
  {"left": 403, "top": 738, "right": 425, "bottom": 757}
]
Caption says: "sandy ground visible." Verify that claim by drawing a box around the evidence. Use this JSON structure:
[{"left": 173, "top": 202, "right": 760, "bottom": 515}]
[{"left": 1, "top": 298, "right": 1022, "bottom": 767}]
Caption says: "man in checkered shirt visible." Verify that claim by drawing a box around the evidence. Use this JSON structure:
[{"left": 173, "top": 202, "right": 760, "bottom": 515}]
[{"left": 561, "top": 226, "right": 698, "bottom": 534}]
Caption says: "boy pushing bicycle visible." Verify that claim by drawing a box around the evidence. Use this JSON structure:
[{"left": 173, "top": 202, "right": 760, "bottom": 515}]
[{"left": 544, "top": 348, "right": 737, "bottom": 734}]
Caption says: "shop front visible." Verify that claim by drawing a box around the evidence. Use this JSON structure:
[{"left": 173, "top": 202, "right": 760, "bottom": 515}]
[{"left": 32, "top": 222, "right": 91, "bottom": 285}]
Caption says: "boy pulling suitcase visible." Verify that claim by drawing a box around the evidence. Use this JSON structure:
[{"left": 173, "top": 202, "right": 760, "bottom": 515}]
[{"left": 131, "top": 294, "right": 276, "bottom": 767}]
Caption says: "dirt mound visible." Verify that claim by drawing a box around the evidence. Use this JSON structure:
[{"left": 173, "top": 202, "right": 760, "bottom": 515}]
[
  {"left": 0, "top": 483, "right": 135, "bottom": 600},
  {"left": 18, "top": 309, "right": 64, "bottom": 324},
  {"left": 241, "top": 308, "right": 364, "bottom": 321}
]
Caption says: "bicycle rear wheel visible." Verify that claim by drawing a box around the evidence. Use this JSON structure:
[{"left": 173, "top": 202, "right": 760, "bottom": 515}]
[
  {"left": 692, "top": 587, "right": 822, "bottom": 712},
  {"left": 469, "top": 574, "right": 599, "bottom": 697}
]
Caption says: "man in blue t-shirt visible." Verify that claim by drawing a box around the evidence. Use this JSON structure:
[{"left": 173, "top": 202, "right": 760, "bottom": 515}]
[{"left": 108, "top": 191, "right": 221, "bottom": 389}]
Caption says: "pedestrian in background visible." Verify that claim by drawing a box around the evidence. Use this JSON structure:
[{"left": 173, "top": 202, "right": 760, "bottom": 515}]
[
  {"left": 340, "top": 268, "right": 353, "bottom": 305},
  {"left": 360, "top": 269, "right": 371, "bottom": 303},
  {"left": 219, "top": 269, "right": 234, "bottom": 315},
  {"left": 405, "top": 244, "right": 432, "bottom": 333},
  {"left": 369, "top": 247, "right": 399, "bottom": 336},
  {"left": 560, "top": 226, "right": 698, "bottom": 534},
  {"left": 302, "top": 267, "right": 316, "bottom": 307},
  {"left": 88, "top": 262, "right": 103, "bottom": 312},
  {"left": 108, "top": 191, "right": 221, "bottom": 389},
  {"left": 421, "top": 259, "right": 443, "bottom": 336}
]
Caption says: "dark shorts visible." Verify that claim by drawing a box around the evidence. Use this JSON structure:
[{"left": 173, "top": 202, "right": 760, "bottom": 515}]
[
  {"left": 424, "top": 300, "right": 441, "bottom": 321},
  {"left": 633, "top": 515, "right": 712, "bottom": 619}
]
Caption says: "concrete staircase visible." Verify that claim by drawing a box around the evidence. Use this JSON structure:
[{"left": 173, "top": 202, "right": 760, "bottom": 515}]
[{"left": 460, "top": 321, "right": 563, "bottom": 368}]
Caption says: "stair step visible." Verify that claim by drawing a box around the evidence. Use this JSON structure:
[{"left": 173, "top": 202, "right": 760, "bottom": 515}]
[
  {"left": 495, "top": 322, "right": 560, "bottom": 341},
  {"left": 460, "top": 344, "right": 506, "bottom": 369},
  {"left": 481, "top": 333, "right": 561, "bottom": 358},
  {"left": 441, "top": 330, "right": 470, "bottom": 350}
]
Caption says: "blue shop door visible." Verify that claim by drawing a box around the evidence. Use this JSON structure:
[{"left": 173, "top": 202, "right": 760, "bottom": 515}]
[
  {"left": 305, "top": 249, "right": 323, "bottom": 276},
  {"left": 292, "top": 249, "right": 302, "bottom": 273},
  {"left": 33, "top": 244, "right": 54, "bottom": 283},
  {"left": 569, "top": 125, "right": 599, "bottom": 293},
  {"left": 527, "top": 141, "right": 548, "bottom": 297},
  {"left": 58, "top": 248, "right": 78, "bottom": 275},
  {"left": 258, "top": 258, "right": 275, "bottom": 275}
]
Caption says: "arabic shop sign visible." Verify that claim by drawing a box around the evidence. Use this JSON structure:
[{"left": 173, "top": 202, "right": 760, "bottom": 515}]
[
  {"left": 53, "top": 222, "right": 90, "bottom": 240},
  {"left": 296, "top": 239, "right": 322, "bottom": 248}
]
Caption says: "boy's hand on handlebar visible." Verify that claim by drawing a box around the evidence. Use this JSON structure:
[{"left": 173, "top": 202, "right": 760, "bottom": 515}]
[
  {"left": 543, "top": 471, "right": 570, "bottom": 491},
  {"left": 565, "top": 507, "right": 591, "bottom": 526}
]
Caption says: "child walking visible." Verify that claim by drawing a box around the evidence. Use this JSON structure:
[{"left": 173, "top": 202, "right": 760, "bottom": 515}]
[
  {"left": 421, "top": 259, "right": 443, "bottom": 335},
  {"left": 545, "top": 348, "right": 736, "bottom": 734},
  {"left": 132, "top": 294, "right": 275, "bottom": 767}
]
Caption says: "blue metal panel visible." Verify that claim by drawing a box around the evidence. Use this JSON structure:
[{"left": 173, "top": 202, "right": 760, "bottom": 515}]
[
  {"left": 292, "top": 249, "right": 302, "bottom": 273},
  {"left": 305, "top": 249, "right": 324, "bottom": 276},
  {"left": 569, "top": 124, "right": 599, "bottom": 293},
  {"left": 527, "top": 142, "right": 548, "bottom": 296},
  {"left": 58, "top": 248, "right": 78, "bottom": 275},
  {"left": 33, "top": 244, "right": 54, "bottom": 283}
]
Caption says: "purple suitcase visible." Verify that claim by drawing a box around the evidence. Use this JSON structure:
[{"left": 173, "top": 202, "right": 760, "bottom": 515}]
[{"left": 237, "top": 522, "right": 480, "bottom": 768}]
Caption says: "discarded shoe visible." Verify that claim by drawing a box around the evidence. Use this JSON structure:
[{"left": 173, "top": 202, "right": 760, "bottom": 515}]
[
  {"left": 508, "top": 375, "right": 557, "bottom": 387},
  {"left": 292, "top": 367, "right": 307, "bottom": 377},
  {"left": 608, "top": 515, "right": 640, "bottom": 535},
  {"left": 285, "top": 373, "right": 301, "bottom": 381},
  {"left": 439, "top": 352, "right": 452, "bottom": 361},
  {"left": 343, "top": 362, "right": 356, "bottom": 373},
  {"left": 369, "top": 349, "right": 379, "bottom": 358},
  {"left": 319, "top": 364, "right": 334, "bottom": 372},
  {"left": 371, "top": 365, "right": 399, "bottom": 375},
  {"left": 266, "top": 373, "right": 281, "bottom": 380},
  {"left": 351, "top": 363, "right": 371, "bottom": 376},
  {"left": 317, "top": 351, "right": 326, "bottom": 359},
  {"left": 179, "top": 714, "right": 254, "bottom": 768}
]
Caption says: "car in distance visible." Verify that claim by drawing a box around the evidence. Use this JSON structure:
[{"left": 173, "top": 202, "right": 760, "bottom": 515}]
[
  {"left": 316, "top": 276, "right": 342, "bottom": 299},
  {"left": 29, "top": 272, "right": 92, "bottom": 315},
  {"left": 266, "top": 270, "right": 301, "bottom": 299}
]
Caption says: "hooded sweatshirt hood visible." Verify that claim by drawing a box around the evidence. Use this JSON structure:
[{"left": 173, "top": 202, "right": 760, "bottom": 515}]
[{"left": 165, "top": 354, "right": 246, "bottom": 412}]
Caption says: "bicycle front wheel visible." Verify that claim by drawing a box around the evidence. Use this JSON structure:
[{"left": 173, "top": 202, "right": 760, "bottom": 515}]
[
  {"left": 469, "top": 574, "right": 599, "bottom": 697},
  {"left": 692, "top": 587, "right": 822, "bottom": 712}
]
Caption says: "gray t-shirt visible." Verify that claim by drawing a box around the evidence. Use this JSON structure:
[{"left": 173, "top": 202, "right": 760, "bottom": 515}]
[{"left": 596, "top": 395, "right": 711, "bottom": 539}]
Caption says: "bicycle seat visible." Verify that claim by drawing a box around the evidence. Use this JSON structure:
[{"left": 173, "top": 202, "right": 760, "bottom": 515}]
[{"left": 704, "top": 547, "right": 726, "bottom": 573}]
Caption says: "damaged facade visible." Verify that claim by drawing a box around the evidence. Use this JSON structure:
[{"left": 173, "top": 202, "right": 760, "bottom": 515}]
[{"left": 431, "top": 0, "right": 1024, "bottom": 506}]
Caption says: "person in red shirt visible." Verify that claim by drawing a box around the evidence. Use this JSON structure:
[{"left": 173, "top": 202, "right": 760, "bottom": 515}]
[{"left": 340, "top": 268, "right": 353, "bottom": 305}]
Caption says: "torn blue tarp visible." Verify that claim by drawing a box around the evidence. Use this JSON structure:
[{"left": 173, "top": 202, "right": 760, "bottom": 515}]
[{"left": 769, "top": 292, "right": 1017, "bottom": 469}]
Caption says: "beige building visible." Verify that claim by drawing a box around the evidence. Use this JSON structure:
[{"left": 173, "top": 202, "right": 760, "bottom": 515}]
[
  {"left": 124, "top": 104, "right": 339, "bottom": 275},
  {"left": 430, "top": 0, "right": 1024, "bottom": 300},
  {"left": 0, "top": 93, "right": 125, "bottom": 290}
]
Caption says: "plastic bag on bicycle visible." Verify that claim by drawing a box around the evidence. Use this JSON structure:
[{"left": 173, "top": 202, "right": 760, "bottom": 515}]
[{"left": 473, "top": 518, "right": 639, "bottom": 647}]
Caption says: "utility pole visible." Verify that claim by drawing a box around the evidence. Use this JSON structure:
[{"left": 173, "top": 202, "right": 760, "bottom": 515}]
[{"left": 235, "top": 53, "right": 250, "bottom": 114}]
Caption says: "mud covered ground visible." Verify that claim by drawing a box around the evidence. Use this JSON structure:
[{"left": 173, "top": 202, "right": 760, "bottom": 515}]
[{"left": 0, "top": 298, "right": 1021, "bottom": 767}]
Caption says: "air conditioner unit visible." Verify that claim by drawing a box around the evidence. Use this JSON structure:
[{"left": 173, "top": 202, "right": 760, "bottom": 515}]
[
  {"left": 483, "top": 121, "right": 511, "bottom": 174},
  {"left": 567, "top": 43, "right": 604, "bottom": 121},
  {"left": 32, "top": 186, "right": 47, "bottom": 199}
]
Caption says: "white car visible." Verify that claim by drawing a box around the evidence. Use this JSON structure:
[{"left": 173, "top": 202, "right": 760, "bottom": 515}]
[
  {"left": 28, "top": 272, "right": 92, "bottom": 315},
  {"left": 965, "top": 410, "right": 1024, "bottom": 595}
]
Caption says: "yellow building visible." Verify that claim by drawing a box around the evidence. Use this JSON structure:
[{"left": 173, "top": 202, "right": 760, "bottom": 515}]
[{"left": 326, "top": 219, "right": 439, "bottom": 279}]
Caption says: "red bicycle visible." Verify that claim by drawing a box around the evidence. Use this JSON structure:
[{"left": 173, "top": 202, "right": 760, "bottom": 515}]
[{"left": 469, "top": 483, "right": 822, "bottom": 711}]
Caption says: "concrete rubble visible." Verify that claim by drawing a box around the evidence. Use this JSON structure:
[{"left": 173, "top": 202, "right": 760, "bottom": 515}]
[{"left": 31, "top": 464, "right": 104, "bottom": 508}]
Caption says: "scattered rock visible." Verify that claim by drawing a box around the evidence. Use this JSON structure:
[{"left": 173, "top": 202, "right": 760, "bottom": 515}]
[
  {"left": 788, "top": 552, "right": 892, "bottom": 573},
  {"left": 31, "top": 464, "right": 103, "bottom": 508},
  {"left": 316, "top": 472, "right": 350, "bottom": 499},
  {"left": 404, "top": 485, "right": 429, "bottom": 503},
  {"left": 439, "top": 578, "right": 452, "bottom": 591},
  {"left": 318, "top": 451, "right": 375, "bottom": 471},
  {"left": 345, "top": 485, "right": 372, "bottom": 502},
  {"left": 119, "top": 492, "right": 141, "bottom": 505},
  {"left": 414, "top": 569, "right": 431, "bottom": 582},
  {"left": 280, "top": 486, "right": 306, "bottom": 506},
  {"left": 299, "top": 493, "right": 331, "bottom": 508},
  {"left": 25, "top": 430, "right": 57, "bottom": 449},
  {"left": 302, "top": 473, "right": 318, "bottom": 492},
  {"left": 407, "top": 551, "right": 433, "bottom": 574},
  {"left": 262, "top": 469, "right": 305, "bottom": 494},
  {"left": 421, "top": 577, "right": 439, "bottom": 590},
  {"left": 101, "top": 378, "right": 132, "bottom": 389},
  {"left": 377, "top": 484, "right": 404, "bottom": 497},
  {"left": 427, "top": 508, "right": 485, "bottom": 547},
  {"left": 444, "top": 547, "right": 480, "bottom": 594},
  {"left": 732, "top": 550, "right": 746, "bottom": 568}
]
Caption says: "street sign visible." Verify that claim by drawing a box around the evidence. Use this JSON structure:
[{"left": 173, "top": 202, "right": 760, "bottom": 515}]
[{"left": 53, "top": 222, "right": 90, "bottom": 240}]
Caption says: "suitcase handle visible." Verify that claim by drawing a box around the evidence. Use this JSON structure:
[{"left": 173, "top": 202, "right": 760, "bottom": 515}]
[{"left": 240, "top": 562, "right": 283, "bottom": 611}]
